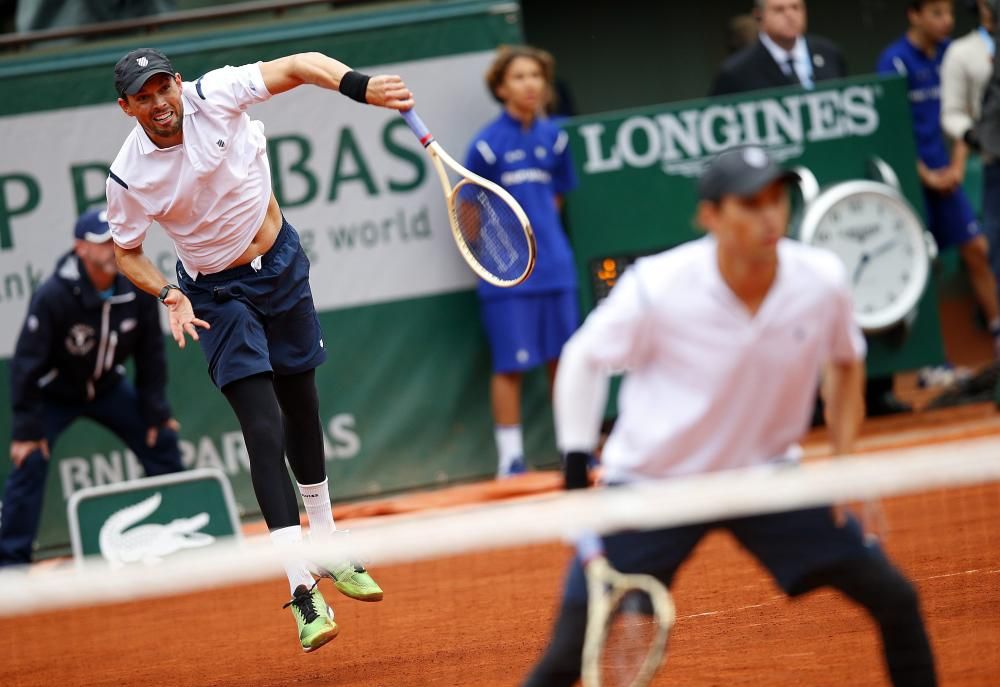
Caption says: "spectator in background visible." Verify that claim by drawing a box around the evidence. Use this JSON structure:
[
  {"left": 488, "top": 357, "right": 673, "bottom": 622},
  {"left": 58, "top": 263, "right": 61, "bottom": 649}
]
[
  {"left": 879, "top": 0, "right": 1000, "bottom": 361},
  {"left": 710, "top": 0, "right": 846, "bottom": 96},
  {"left": 949, "top": 0, "right": 1000, "bottom": 294},
  {"left": 464, "top": 45, "right": 580, "bottom": 479},
  {"left": 0, "top": 208, "right": 183, "bottom": 567}
]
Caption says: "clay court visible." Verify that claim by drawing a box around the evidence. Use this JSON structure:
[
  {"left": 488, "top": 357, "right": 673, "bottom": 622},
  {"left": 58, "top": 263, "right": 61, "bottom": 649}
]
[{"left": 2, "top": 393, "right": 999, "bottom": 687}]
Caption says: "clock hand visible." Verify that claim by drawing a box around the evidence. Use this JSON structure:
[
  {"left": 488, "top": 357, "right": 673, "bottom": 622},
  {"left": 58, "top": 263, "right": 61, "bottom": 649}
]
[
  {"left": 869, "top": 238, "right": 899, "bottom": 260},
  {"left": 853, "top": 253, "right": 870, "bottom": 285}
]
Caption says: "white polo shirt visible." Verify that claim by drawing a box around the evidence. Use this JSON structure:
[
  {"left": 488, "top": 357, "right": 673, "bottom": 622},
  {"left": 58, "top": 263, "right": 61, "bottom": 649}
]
[
  {"left": 106, "top": 62, "right": 273, "bottom": 277},
  {"left": 555, "top": 236, "right": 866, "bottom": 483}
]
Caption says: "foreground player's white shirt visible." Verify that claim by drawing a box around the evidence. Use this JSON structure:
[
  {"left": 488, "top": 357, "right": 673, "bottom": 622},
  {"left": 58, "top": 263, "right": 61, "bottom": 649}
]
[
  {"left": 555, "top": 236, "right": 866, "bottom": 483},
  {"left": 106, "top": 63, "right": 273, "bottom": 277}
]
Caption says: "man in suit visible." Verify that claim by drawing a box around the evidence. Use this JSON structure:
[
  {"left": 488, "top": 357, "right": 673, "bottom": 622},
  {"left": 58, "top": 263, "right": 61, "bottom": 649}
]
[{"left": 710, "top": 0, "right": 847, "bottom": 96}]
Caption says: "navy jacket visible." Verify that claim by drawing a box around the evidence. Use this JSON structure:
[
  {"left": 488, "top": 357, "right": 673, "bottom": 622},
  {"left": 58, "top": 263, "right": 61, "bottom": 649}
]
[
  {"left": 10, "top": 251, "right": 171, "bottom": 440},
  {"left": 710, "top": 35, "right": 847, "bottom": 96}
]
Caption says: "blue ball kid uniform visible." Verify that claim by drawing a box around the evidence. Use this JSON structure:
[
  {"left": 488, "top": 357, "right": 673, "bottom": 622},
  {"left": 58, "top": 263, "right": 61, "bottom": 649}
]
[
  {"left": 465, "top": 112, "right": 580, "bottom": 372},
  {"left": 877, "top": 36, "right": 981, "bottom": 249}
]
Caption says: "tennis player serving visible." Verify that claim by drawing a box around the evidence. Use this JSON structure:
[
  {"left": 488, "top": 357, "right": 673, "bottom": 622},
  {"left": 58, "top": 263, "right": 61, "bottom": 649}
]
[
  {"left": 105, "top": 48, "right": 412, "bottom": 652},
  {"left": 523, "top": 147, "right": 937, "bottom": 686}
]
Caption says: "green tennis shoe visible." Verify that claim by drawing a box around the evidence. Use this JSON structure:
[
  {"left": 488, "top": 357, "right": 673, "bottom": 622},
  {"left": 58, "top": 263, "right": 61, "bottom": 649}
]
[
  {"left": 317, "top": 561, "right": 384, "bottom": 602},
  {"left": 284, "top": 583, "right": 339, "bottom": 653}
]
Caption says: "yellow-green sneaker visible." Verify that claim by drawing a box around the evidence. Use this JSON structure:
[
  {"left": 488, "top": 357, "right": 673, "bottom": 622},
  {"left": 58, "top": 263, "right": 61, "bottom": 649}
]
[
  {"left": 283, "top": 583, "right": 339, "bottom": 653},
  {"left": 317, "top": 561, "right": 384, "bottom": 602}
]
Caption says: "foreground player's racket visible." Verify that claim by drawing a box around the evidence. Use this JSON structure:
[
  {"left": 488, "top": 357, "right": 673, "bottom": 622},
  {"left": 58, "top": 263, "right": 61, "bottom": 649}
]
[
  {"left": 579, "top": 536, "right": 676, "bottom": 687},
  {"left": 400, "top": 108, "right": 536, "bottom": 287}
]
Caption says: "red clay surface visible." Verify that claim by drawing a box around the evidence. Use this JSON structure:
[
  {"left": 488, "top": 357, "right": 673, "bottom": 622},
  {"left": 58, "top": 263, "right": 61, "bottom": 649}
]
[{"left": 3, "top": 400, "right": 1000, "bottom": 687}]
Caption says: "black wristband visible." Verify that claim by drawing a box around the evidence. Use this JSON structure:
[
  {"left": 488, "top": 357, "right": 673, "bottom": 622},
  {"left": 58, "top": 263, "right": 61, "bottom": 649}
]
[
  {"left": 563, "top": 451, "right": 591, "bottom": 490},
  {"left": 964, "top": 127, "right": 981, "bottom": 152},
  {"left": 158, "top": 284, "right": 180, "bottom": 303},
  {"left": 339, "top": 70, "right": 370, "bottom": 104}
]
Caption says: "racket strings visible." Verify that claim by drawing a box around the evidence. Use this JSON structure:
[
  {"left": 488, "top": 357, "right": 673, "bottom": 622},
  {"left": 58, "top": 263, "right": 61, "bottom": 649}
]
[
  {"left": 451, "top": 182, "right": 532, "bottom": 283},
  {"left": 599, "top": 590, "right": 663, "bottom": 687}
]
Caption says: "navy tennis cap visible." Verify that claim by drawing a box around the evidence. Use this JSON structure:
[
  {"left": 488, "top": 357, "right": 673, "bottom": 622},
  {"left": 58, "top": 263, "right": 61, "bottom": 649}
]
[
  {"left": 698, "top": 146, "right": 799, "bottom": 202},
  {"left": 114, "top": 48, "right": 175, "bottom": 98},
  {"left": 74, "top": 208, "right": 113, "bottom": 244}
]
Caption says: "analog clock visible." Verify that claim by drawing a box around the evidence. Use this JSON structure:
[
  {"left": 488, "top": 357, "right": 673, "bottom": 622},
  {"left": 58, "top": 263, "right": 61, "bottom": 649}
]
[{"left": 798, "top": 180, "right": 932, "bottom": 333}]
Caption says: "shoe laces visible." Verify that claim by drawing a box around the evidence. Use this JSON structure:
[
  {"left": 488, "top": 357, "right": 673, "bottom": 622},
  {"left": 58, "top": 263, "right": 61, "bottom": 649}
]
[{"left": 283, "top": 582, "right": 321, "bottom": 623}]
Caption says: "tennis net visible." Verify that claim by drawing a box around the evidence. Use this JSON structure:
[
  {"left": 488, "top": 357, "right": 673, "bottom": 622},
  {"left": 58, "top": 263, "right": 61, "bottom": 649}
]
[{"left": 1, "top": 435, "right": 999, "bottom": 686}]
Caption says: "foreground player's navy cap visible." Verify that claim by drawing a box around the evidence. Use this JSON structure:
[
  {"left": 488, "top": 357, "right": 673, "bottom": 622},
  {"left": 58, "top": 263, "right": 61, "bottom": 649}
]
[
  {"left": 74, "top": 208, "right": 113, "bottom": 244},
  {"left": 114, "top": 48, "right": 176, "bottom": 98},
  {"left": 698, "top": 146, "right": 799, "bottom": 202}
]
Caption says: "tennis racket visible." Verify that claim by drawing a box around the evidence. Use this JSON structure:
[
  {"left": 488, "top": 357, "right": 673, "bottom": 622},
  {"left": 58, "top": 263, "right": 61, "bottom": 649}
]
[
  {"left": 400, "top": 108, "right": 536, "bottom": 287},
  {"left": 579, "top": 536, "right": 676, "bottom": 687}
]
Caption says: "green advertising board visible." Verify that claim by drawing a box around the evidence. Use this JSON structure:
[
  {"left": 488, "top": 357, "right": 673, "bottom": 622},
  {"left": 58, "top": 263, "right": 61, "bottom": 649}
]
[
  {"left": 561, "top": 74, "right": 947, "bottom": 376},
  {"left": 67, "top": 468, "right": 240, "bottom": 565}
]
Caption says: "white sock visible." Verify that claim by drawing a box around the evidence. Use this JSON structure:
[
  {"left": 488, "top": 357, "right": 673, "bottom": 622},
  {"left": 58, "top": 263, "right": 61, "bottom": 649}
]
[
  {"left": 494, "top": 424, "right": 524, "bottom": 473},
  {"left": 269, "top": 525, "right": 317, "bottom": 594},
  {"left": 298, "top": 478, "right": 337, "bottom": 540}
]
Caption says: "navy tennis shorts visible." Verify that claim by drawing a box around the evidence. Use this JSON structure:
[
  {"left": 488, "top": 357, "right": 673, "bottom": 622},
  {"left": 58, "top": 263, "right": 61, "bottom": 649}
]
[
  {"left": 479, "top": 289, "right": 579, "bottom": 373},
  {"left": 923, "top": 185, "right": 982, "bottom": 250},
  {"left": 560, "top": 506, "right": 883, "bottom": 605},
  {"left": 177, "top": 218, "right": 326, "bottom": 389}
]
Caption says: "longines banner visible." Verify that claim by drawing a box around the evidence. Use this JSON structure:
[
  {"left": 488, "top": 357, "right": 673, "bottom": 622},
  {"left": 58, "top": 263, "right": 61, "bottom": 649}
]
[
  {"left": 0, "top": 3, "right": 567, "bottom": 556},
  {"left": 562, "top": 74, "right": 947, "bottom": 377}
]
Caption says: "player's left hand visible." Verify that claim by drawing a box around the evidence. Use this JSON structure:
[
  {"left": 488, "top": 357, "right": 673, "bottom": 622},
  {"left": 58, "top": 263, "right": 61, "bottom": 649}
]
[
  {"left": 164, "top": 290, "right": 210, "bottom": 348},
  {"left": 365, "top": 74, "right": 414, "bottom": 111},
  {"left": 834, "top": 498, "right": 887, "bottom": 544},
  {"left": 146, "top": 417, "right": 181, "bottom": 447}
]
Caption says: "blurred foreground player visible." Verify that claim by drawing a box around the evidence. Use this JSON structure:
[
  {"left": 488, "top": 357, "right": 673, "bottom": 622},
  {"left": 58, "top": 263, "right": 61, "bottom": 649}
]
[{"left": 523, "top": 147, "right": 937, "bottom": 687}]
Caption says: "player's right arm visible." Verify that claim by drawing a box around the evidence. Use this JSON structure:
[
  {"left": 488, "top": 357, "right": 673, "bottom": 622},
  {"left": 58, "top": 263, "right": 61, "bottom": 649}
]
[
  {"left": 258, "top": 52, "right": 413, "bottom": 110},
  {"left": 555, "top": 265, "right": 653, "bottom": 486}
]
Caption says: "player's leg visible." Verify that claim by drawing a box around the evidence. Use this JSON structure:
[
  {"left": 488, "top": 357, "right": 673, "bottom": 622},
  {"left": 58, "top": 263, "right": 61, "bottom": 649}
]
[
  {"left": 732, "top": 507, "right": 936, "bottom": 687},
  {"left": 522, "top": 524, "right": 704, "bottom": 687},
  {"left": 222, "top": 371, "right": 339, "bottom": 649},
  {"left": 180, "top": 256, "right": 337, "bottom": 651},
  {"left": 85, "top": 378, "right": 182, "bottom": 477},
  {"left": 0, "top": 403, "right": 77, "bottom": 566},
  {"left": 796, "top": 555, "right": 935, "bottom": 687},
  {"left": 263, "top": 221, "right": 382, "bottom": 602}
]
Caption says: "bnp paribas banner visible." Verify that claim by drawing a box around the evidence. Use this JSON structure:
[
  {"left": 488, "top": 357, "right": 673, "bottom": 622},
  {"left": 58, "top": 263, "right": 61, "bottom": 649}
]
[
  {"left": 562, "top": 75, "right": 946, "bottom": 376},
  {"left": 0, "top": 3, "right": 563, "bottom": 556}
]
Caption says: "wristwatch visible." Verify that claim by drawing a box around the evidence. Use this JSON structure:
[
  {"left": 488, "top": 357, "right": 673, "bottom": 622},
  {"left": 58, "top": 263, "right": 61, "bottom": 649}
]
[{"left": 158, "top": 284, "right": 181, "bottom": 303}]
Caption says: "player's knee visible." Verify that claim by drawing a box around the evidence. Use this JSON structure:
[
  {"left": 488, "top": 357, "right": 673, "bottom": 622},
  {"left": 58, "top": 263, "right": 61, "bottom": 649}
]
[{"left": 857, "top": 562, "right": 921, "bottom": 623}]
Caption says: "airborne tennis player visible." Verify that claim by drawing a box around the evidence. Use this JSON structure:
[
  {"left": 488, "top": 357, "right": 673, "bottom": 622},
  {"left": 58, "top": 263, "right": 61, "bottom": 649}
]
[{"left": 105, "top": 47, "right": 413, "bottom": 652}]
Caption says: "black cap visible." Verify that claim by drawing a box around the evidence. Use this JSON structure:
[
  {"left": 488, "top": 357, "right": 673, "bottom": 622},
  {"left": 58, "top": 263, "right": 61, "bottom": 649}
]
[
  {"left": 114, "top": 48, "right": 175, "bottom": 98},
  {"left": 697, "top": 146, "right": 799, "bottom": 203}
]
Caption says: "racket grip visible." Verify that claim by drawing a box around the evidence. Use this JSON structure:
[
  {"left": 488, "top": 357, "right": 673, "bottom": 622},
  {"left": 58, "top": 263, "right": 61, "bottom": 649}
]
[{"left": 401, "top": 108, "right": 434, "bottom": 146}]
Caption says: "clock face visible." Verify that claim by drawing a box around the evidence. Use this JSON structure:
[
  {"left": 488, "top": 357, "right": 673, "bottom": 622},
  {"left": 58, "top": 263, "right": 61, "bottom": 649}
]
[{"left": 799, "top": 181, "right": 929, "bottom": 332}]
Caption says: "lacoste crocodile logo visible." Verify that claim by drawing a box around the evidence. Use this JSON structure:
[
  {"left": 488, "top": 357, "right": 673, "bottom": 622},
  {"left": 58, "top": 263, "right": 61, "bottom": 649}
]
[{"left": 99, "top": 492, "right": 214, "bottom": 567}]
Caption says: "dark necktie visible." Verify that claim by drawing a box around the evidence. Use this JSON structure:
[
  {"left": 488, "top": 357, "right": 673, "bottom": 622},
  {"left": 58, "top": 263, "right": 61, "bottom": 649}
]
[{"left": 786, "top": 55, "right": 803, "bottom": 85}]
